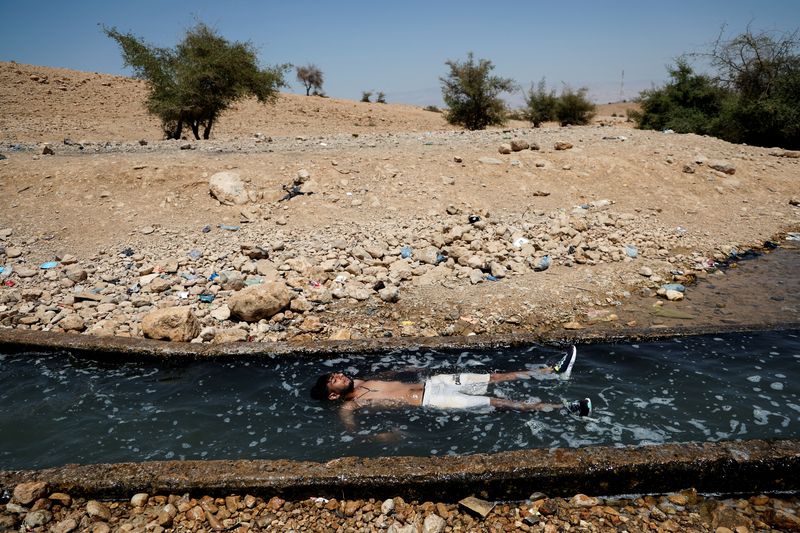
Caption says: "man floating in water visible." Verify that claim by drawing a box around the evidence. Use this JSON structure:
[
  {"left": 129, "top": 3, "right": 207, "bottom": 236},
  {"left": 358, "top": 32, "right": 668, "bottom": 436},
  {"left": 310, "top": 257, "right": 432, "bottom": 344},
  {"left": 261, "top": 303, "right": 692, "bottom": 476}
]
[{"left": 310, "top": 346, "right": 591, "bottom": 430}]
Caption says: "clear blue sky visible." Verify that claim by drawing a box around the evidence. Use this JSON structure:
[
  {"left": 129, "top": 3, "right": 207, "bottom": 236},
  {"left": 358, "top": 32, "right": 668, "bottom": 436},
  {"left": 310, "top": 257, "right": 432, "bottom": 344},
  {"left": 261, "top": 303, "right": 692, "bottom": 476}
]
[{"left": 1, "top": 1, "right": 797, "bottom": 105}]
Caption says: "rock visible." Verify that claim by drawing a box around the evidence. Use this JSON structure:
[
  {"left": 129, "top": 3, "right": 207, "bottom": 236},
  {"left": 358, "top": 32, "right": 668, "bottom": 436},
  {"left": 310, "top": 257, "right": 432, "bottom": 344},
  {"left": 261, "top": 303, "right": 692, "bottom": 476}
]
[
  {"left": 59, "top": 314, "right": 86, "bottom": 332},
  {"left": 712, "top": 506, "right": 750, "bottom": 530},
  {"left": 639, "top": 266, "right": 654, "bottom": 277},
  {"left": 423, "top": 513, "right": 446, "bottom": 533},
  {"left": 682, "top": 164, "right": 695, "bottom": 174},
  {"left": 299, "top": 179, "right": 319, "bottom": 195},
  {"left": 790, "top": 197, "right": 800, "bottom": 206},
  {"left": 209, "top": 171, "right": 251, "bottom": 205},
  {"left": 554, "top": 141, "right": 573, "bottom": 150},
  {"left": 228, "top": 282, "right": 292, "bottom": 322},
  {"left": 764, "top": 508, "right": 800, "bottom": 531},
  {"left": 148, "top": 276, "right": 173, "bottom": 293},
  {"left": 6, "top": 246, "right": 22, "bottom": 258},
  {"left": 498, "top": 143, "right": 512, "bottom": 154},
  {"left": 709, "top": 160, "right": 736, "bottom": 174},
  {"left": 16, "top": 266, "right": 38, "bottom": 277},
  {"left": 49, "top": 493, "right": 71, "bottom": 506},
  {"left": 379, "top": 285, "right": 400, "bottom": 303},
  {"left": 478, "top": 157, "right": 503, "bottom": 165},
  {"left": 91, "top": 523, "right": 111, "bottom": 533},
  {"left": 141, "top": 306, "right": 200, "bottom": 342},
  {"left": 86, "top": 500, "right": 112, "bottom": 521},
  {"left": 23, "top": 510, "right": 52, "bottom": 528},
  {"left": 329, "top": 328, "right": 352, "bottom": 340},
  {"left": 300, "top": 316, "right": 324, "bottom": 333},
  {"left": 65, "top": 267, "right": 87, "bottom": 283},
  {"left": 213, "top": 328, "right": 249, "bottom": 343},
  {"left": 13, "top": 481, "right": 48, "bottom": 504},
  {"left": 563, "top": 321, "right": 583, "bottom": 330},
  {"left": 131, "top": 493, "right": 149, "bottom": 507},
  {"left": 416, "top": 246, "right": 440, "bottom": 265},
  {"left": 140, "top": 225, "right": 155, "bottom": 235},
  {"left": 51, "top": 518, "right": 78, "bottom": 533},
  {"left": 210, "top": 304, "right": 231, "bottom": 321},
  {"left": 42, "top": 144, "right": 55, "bottom": 155},
  {"left": 665, "top": 289, "right": 684, "bottom": 301},
  {"left": 459, "top": 496, "right": 495, "bottom": 518},
  {"left": 570, "top": 494, "right": 599, "bottom": 507},
  {"left": 511, "top": 140, "right": 530, "bottom": 151},
  {"left": 255, "top": 259, "right": 279, "bottom": 279},
  {"left": 381, "top": 498, "right": 395, "bottom": 515}
]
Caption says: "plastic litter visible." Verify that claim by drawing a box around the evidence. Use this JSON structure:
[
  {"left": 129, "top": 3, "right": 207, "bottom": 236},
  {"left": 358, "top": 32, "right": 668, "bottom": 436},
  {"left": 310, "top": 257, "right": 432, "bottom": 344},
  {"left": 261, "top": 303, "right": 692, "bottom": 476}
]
[
  {"left": 209, "top": 272, "right": 220, "bottom": 282},
  {"left": 201, "top": 225, "right": 211, "bottom": 233},
  {"left": 400, "top": 246, "right": 412, "bottom": 259},
  {"left": 198, "top": 293, "right": 215, "bottom": 303},
  {"left": 534, "top": 255, "right": 551, "bottom": 272},
  {"left": 219, "top": 224, "right": 240, "bottom": 231},
  {"left": 121, "top": 247, "right": 135, "bottom": 257},
  {"left": 468, "top": 215, "right": 480, "bottom": 224},
  {"left": 334, "top": 274, "right": 348, "bottom": 284},
  {"left": 244, "top": 278, "right": 262, "bottom": 286},
  {"left": 177, "top": 291, "right": 189, "bottom": 299},
  {"left": 188, "top": 249, "right": 202, "bottom": 260},
  {"left": 676, "top": 226, "right": 687, "bottom": 234},
  {"left": 180, "top": 273, "right": 197, "bottom": 281},
  {"left": 787, "top": 233, "right": 800, "bottom": 241},
  {"left": 624, "top": 244, "right": 638, "bottom": 258},
  {"left": 512, "top": 237, "right": 529, "bottom": 248},
  {"left": 126, "top": 283, "right": 140, "bottom": 295},
  {"left": 0, "top": 266, "right": 4, "bottom": 274},
  {"left": 436, "top": 253, "right": 447, "bottom": 264},
  {"left": 40, "top": 261, "right": 59, "bottom": 269},
  {"left": 661, "top": 283, "right": 685, "bottom": 293},
  {"left": 3, "top": 280, "right": 14, "bottom": 287},
  {"left": 309, "top": 280, "right": 322, "bottom": 289},
  {"left": 485, "top": 275, "right": 498, "bottom": 281}
]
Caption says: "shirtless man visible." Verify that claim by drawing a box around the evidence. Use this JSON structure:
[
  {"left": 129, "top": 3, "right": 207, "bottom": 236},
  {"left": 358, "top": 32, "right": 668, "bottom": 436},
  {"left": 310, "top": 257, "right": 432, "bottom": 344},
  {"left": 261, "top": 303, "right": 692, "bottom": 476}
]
[{"left": 310, "top": 346, "right": 591, "bottom": 430}]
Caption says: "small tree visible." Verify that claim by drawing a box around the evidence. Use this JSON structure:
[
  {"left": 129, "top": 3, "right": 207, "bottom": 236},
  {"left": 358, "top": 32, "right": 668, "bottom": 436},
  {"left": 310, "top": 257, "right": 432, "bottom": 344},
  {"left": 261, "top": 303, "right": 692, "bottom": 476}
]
[
  {"left": 105, "top": 23, "right": 287, "bottom": 140},
  {"left": 523, "top": 78, "right": 557, "bottom": 127},
  {"left": 440, "top": 52, "right": 515, "bottom": 130},
  {"left": 376, "top": 91, "right": 386, "bottom": 104},
  {"left": 296, "top": 64, "right": 324, "bottom": 96},
  {"left": 361, "top": 91, "right": 372, "bottom": 103},
  {"left": 554, "top": 86, "right": 596, "bottom": 126}
]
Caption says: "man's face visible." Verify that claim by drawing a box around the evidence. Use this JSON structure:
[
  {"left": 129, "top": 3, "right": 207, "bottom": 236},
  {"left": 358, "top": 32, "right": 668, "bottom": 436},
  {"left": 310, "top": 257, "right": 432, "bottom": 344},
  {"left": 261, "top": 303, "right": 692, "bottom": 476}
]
[{"left": 327, "top": 372, "right": 354, "bottom": 399}]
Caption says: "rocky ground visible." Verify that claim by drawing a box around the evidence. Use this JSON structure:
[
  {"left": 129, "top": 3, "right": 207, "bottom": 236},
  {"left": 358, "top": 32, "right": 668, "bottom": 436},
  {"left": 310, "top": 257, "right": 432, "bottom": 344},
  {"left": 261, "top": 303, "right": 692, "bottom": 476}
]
[
  {"left": 3, "top": 481, "right": 800, "bottom": 532},
  {"left": 2, "top": 62, "right": 800, "bottom": 531}
]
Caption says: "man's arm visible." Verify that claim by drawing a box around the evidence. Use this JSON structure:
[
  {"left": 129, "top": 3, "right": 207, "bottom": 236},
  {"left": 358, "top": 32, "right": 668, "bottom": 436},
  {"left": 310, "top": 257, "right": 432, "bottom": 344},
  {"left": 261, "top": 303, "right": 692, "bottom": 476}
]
[{"left": 338, "top": 402, "right": 358, "bottom": 431}]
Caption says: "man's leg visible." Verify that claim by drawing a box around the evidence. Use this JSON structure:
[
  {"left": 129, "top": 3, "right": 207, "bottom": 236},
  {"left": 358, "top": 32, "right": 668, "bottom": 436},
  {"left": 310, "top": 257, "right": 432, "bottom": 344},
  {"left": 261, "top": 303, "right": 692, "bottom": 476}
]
[
  {"left": 489, "top": 398, "right": 562, "bottom": 412},
  {"left": 489, "top": 346, "right": 577, "bottom": 382}
]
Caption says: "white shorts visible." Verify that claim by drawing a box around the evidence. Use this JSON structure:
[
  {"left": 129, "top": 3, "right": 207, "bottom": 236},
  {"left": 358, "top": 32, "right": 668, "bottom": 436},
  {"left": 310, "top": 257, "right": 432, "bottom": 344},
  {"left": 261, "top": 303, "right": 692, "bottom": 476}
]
[{"left": 422, "top": 373, "right": 491, "bottom": 410}]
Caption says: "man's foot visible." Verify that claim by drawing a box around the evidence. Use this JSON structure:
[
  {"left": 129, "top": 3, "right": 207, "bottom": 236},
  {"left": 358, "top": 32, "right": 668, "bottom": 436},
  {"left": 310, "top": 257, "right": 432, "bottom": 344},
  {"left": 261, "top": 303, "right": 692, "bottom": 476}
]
[
  {"left": 567, "top": 398, "right": 592, "bottom": 417},
  {"left": 551, "top": 345, "right": 577, "bottom": 378}
]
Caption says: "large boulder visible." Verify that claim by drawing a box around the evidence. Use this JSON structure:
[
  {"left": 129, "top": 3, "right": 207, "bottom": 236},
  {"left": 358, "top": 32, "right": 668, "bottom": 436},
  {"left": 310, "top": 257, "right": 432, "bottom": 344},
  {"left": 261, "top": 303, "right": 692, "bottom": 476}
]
[
  {"left": 209, "top": 171, "right": 250, "bottom": 205},
  {"left": 13, "top": 481, "right": 48, "bottom": 505},
  {"left": 228, "top": 282, "right": 292, "bottom": 322},
  {"left": 142, "top": 307, "right": 200, "bottom": 342}
]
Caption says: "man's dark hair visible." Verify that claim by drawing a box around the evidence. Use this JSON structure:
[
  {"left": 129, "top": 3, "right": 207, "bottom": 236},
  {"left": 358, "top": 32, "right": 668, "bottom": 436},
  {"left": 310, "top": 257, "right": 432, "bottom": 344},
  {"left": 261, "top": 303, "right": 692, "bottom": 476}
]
[{"left": 310, "top": 373, "right": 333, "bottom": 401}]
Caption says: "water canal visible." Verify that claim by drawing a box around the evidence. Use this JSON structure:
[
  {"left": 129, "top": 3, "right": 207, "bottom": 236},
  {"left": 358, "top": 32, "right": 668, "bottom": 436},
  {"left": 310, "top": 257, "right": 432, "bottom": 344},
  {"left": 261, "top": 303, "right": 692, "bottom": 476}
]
[{"left": 1, "top": 329, "right": 798, "bottom": 470}]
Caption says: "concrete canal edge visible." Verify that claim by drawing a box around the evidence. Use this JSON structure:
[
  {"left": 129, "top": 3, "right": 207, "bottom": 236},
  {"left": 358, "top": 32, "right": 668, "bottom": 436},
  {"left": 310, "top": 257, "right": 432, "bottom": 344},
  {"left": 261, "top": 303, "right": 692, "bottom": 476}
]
[
  {"left": 1, "top": 440, "right": 799, "bottom": 501},
  {"left": 2, "top": 327, "right": 799, "bottom": 501}
]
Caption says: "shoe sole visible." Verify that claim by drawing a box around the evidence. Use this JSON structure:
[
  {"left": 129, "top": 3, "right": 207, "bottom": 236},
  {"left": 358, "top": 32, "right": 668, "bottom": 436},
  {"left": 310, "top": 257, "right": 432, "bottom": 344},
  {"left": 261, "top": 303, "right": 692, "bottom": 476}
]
[{"left": 560, "top": 346, "right": 577, "bottom": 379}]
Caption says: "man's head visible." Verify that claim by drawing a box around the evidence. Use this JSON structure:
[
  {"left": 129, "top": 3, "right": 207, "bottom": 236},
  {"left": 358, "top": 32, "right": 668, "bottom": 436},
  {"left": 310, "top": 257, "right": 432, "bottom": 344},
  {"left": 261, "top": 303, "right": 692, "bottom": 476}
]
[{"left": 310, "top": 372, "right": 354, "bottom": 401}]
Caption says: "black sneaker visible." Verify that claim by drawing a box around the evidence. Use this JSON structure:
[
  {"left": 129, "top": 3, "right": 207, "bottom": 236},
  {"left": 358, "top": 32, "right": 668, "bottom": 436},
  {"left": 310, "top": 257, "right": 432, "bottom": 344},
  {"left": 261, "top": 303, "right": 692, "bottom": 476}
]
[
  {"left": 552, "top": 345, "right": 577, "bottom": 378},
  {"left": 567, "top": 398, "right": 592, "bottom": 417}
]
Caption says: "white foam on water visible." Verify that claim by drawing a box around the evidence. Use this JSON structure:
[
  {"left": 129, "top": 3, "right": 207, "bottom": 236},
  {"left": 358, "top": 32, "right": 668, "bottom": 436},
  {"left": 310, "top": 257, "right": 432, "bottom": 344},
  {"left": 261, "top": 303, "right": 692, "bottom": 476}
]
[
  {"left": 747, "top": 375, "right": 761, "bottom": 383},
  {"left": 753, "top": 407, "right": 770, "bottom": 425},
  {"left": 771, "top": 382, "right": 784, "bottom": 391}
]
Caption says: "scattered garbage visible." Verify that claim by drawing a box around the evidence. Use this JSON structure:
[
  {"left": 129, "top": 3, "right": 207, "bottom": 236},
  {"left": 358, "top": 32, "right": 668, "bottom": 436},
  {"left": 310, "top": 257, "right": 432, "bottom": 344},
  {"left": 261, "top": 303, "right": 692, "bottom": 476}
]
[
  {"left": 0, "top": 266, "right": 4, "bottom": 275},
  {"left": 534, "top": 255, "right": 551, "bottom": 272},
  {"left": 187, "top": 249, "right": 202, "bottom": 260},
  {"left": 309, "top": 280, "right": 322, "bottom": 289},
  {"left": 334, "top": 274, "right": 348, "bottom": 284},
  {"left": 624, "top": 244, "right": 638, "bottom": 258},
  {"left": 201, "top": 225, "right": 211, "bottom": 233},
  {"left": 485, "top": 275, "right": 498, "bottom": 281},
  {"left": 3, "top": 280, "right": 15, "bottom": 287},
  {"left": 662, "top": 129, "right": 675, "bottom": 134},
  {"left": 219, "top": 224, "right": 240, "bottom": 231},
  {"left": 126, "top": 283, "right": 140, "bottom": 295},
  {"left": 177, "top": 291, "right": 189, "bottom": 299},
  {"left": 39, "top": 261, "right": 59, "bottom": 269},
  {"left": 676, "top": 226, "right": 687, "bottom": 235},
  {"left": 661, "top": 283, "right": 686, "bottom": 293},
  {"left": 121, "top": 247, "right": 135, "bottom": 257},
  {"left": 198, "top": 293, "right": 215, "bottom": 303},
  {"left": 244, "top": 278, "right": 262, "bottom": 286},
  {"left": 787, "top": 233, "right": 800, "bottom": 241},
  {"left": 512, "top": 237, "right": 529, "bottom": 248},
  {"left": 436, "top": 253, "right": 447, "bottom": 264},
  {"left": 208, "top": 272, "right": 220, "bottom": 282},
  {"left": 400, "top": 246, "right": 412, "bottom": 259},
  {"left": 180, "top": 273, "right": 197, "bottom": 281},
  {"left": 468, "top": 215, "right": 481, "bottom": 224},
  {"left": 602, "top": 135, "right": 628, "bottom": 141}
]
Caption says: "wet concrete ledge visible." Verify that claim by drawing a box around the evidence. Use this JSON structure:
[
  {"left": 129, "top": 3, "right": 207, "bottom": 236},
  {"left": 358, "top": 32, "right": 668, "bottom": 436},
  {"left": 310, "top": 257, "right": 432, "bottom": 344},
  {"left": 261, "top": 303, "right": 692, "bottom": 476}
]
[
  {"left": 1, "top": 439, "right": 798, "bottom": 501},
  {"left": 1, "top": 322, "right": 799, "bottom": 361}
]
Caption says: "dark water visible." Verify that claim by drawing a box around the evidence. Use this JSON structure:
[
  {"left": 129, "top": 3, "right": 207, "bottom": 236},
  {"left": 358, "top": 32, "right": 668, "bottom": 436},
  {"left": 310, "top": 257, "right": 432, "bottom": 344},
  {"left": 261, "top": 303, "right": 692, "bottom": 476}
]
[{"left": 1, "top": 330, "right": 799, "bottom": 470}]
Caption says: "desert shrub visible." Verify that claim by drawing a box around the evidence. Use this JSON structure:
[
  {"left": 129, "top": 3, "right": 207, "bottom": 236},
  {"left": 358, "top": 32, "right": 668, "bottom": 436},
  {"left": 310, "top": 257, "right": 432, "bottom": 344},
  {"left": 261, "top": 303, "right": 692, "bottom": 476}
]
[
  {"left": 296, "top": 64, "right": 324, "bottom": 96},
  {"left": 440, "top": 52, "right": 515, "bottom": 130},
  {"left": 554, "top": 86, "right": 596, "bottom": 126},
  {"left": 424, "top": 105, "right": 441, "bottom": 113},
  {"left": 105, "top": 23, "right": 287, "bottom": 140},
  {"left": 634, "top": 28, "right": 800, "bottom": 148},
  {"left": 376, "top": 91, "right": 386, "bottom": 104},
  {"left": 523, "top": 78, "right": 557, "bottom": 127},
  {"left": 361, "top": 91, "right": 372, "bottom": 103}
]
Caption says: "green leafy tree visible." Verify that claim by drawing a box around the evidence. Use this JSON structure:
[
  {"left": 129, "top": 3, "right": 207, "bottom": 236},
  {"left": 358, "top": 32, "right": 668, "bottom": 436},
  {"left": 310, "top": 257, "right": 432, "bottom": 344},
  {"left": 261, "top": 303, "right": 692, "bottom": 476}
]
[
  {"left": 554, "top": 86, "right": 596, "bottom": 126},
  {"left": 296, "top": 64, "right": 324, "bottom": 96},
  {"left": 523, "top": 78, "right": 558, "bottom": 127},
  {"left": 440, "top": 52, "right": 515, "bottom": 130},
  {"left": 105, "top": 23, "right": 287, "bottom": 140}
]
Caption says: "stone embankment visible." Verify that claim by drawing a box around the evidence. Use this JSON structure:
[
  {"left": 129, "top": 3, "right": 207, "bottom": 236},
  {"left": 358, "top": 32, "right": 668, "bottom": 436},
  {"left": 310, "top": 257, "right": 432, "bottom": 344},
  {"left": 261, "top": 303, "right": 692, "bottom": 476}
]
[{"left": 3, "top": 481, "right": 800, "bottom": 532}]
